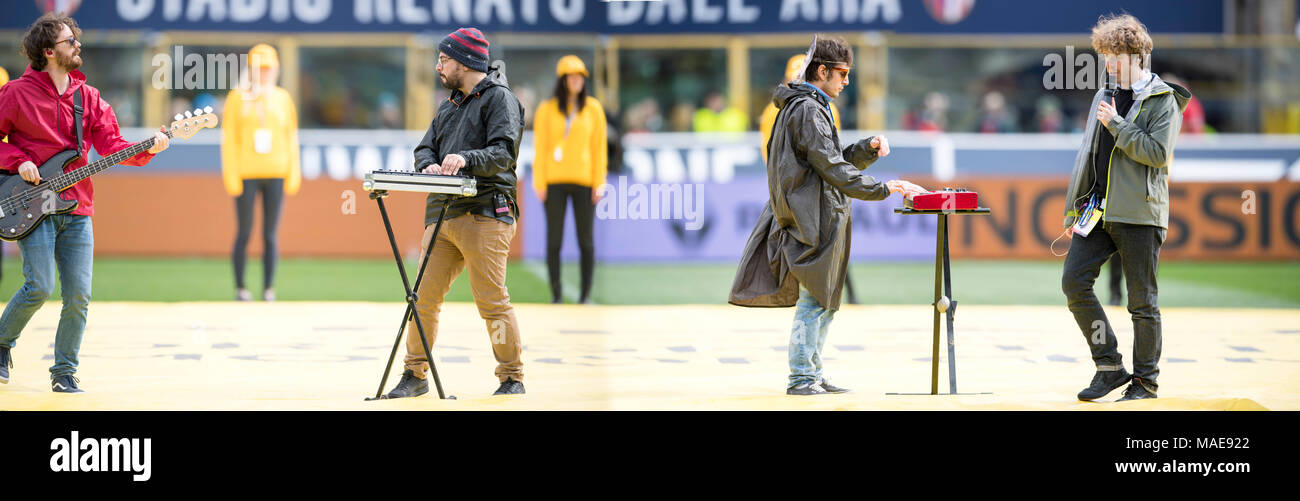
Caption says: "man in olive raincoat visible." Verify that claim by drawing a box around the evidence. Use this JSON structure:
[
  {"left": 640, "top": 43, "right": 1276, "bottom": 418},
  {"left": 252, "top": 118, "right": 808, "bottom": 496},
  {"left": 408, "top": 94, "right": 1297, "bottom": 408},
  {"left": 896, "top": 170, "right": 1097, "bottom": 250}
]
[{"left": 729, "top": 35, "right": 925, "bottom": 395}]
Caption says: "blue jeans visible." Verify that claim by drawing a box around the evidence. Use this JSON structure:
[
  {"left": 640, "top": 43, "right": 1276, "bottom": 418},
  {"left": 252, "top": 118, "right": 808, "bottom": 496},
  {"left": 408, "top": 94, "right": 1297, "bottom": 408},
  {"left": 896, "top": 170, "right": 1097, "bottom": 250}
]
[
  {"left": 0, "top": 215, "right": 94, "bottom": 377},
  {"left": 788, "top": 286, "right": 836, "bottom": 388}
]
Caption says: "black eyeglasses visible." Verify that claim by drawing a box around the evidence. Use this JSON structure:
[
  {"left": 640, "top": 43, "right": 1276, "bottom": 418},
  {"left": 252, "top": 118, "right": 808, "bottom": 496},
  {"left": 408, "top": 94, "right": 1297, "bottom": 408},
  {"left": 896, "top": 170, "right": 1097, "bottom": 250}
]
[{"left": 54, "top": 36, "right": 78, "bottom": 47}]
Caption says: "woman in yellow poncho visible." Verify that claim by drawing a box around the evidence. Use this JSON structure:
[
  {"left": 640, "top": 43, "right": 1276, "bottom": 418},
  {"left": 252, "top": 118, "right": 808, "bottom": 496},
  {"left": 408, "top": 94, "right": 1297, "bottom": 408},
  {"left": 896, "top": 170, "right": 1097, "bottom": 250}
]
[
  {"left": 221, "top": 44, "right": 300, "bottom": 302},
  {"left": 532, "top": 55, "right": 607, "bottom": 304}
]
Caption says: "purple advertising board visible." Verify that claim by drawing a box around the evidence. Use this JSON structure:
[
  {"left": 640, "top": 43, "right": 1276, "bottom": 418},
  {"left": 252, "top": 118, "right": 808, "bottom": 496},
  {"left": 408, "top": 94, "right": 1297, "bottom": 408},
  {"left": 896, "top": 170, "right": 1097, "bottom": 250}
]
[{"left": 519, "top": 170, "right": 938, "bottom": 263}]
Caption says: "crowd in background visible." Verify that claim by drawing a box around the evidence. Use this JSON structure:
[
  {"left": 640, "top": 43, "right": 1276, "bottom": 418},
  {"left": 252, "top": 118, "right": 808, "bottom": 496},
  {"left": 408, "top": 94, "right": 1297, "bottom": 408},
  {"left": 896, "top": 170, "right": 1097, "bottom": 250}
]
[
  {"left": 2, "top": 36, "right": 1283, "bottom": 139},
  {"left": 900, "top": 74, "right": 1207, "bottom": 134}
]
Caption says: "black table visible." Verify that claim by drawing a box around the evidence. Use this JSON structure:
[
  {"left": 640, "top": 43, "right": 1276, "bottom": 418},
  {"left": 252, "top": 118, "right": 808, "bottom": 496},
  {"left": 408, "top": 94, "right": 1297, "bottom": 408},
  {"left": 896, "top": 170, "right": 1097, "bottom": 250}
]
[{"left": 889, "top": 207, "right": 992, "bottom": 396}]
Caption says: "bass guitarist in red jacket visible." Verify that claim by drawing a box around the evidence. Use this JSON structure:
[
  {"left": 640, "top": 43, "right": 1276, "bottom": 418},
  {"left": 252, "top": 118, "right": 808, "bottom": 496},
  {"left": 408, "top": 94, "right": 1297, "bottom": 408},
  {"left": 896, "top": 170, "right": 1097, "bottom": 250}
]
[{"left": 0, "top": 13, "right": 169, "bottom": 393}]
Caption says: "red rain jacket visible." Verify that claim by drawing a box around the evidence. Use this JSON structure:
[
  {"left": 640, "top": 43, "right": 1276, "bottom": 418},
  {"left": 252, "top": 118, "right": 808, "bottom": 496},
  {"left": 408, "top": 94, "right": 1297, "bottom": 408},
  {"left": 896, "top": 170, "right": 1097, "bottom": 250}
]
[{"left": 0, "top": 65, "right": 155, "bottom": 217}]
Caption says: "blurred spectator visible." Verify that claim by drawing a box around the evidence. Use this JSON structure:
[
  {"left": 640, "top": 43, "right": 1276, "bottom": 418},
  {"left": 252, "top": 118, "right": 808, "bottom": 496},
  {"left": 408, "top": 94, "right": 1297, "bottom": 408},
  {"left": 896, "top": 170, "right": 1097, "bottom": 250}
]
[
  {"left": 514, "top": 85, "right": 538, "bottom": 129},
  {"left": 193, "top": 92, "right": 216, "bottom": 111},
  {"left": 1034, "top": 95, "right": 1066, "bottom": 133},
  {"left": 669, "top": 102, "right": 696, "bottom": 132},
  {"left": 976, "top": 90, "right": 1019, "bottom": 133},
  {"left": 904, "top": 91, "right": 949, "bottom": 132},
  {"left": 605, "top": 108, "right": 624, "bottom": 173},
  {"left": 168, "top": 96, "right": 192, "bottom": 121},
  {"left": 222, "top": 44, "right": 301, "bottom": 302},
  {"left": 375, "top": 91, "right": 402, "bottom": 129},
  {"left": 532, "top": 55, "right": 606, "bottom": 304},
  {"left": 433, "top": 88, "right": 451, "bottom": 111},
  {"left": 760, "top": 54, "right": 842, "bottom": 162},
  {"left": 1162, "top": 73, "right": 1207, "bottom": 134},
  {"left": 692, "top": 91, "right": 747, "bottom": 132},
  {"left": 104, "top": 90, "right": 138, "bottom": 128},
  {"left": 623, "top": 97, "right": 663, "bottom": 133},
  {"left": 304, "top": 69, "right": 356, "bottom": 127}
]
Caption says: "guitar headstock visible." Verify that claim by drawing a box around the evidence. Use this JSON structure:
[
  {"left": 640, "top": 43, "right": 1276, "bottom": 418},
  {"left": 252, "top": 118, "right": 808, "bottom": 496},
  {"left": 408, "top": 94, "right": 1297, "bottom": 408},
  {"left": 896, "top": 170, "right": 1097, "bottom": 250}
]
[{"left": 168, "top": 106, "right": 219, "bottom": 140}]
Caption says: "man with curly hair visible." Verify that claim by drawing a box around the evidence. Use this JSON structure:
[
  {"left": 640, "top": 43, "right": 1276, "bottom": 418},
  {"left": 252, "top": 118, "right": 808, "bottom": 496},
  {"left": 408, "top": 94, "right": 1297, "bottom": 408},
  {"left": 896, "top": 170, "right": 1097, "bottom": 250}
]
[
  {"left": 0, "top": 13, "right": 170, "bottom": 392},
  {"left": 1063, "top": 14, "right": 1191, "bottom": 402}
]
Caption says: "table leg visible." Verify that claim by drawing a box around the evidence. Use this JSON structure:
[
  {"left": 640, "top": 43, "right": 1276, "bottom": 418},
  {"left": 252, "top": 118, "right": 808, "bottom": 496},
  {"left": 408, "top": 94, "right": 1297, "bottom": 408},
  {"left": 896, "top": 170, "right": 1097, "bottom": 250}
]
[
  {"left": 931, "top": 214, "right": 945, "bottom": 395},
  {"left": 943, "top": 214, "right": 957, "bottom": 394}
]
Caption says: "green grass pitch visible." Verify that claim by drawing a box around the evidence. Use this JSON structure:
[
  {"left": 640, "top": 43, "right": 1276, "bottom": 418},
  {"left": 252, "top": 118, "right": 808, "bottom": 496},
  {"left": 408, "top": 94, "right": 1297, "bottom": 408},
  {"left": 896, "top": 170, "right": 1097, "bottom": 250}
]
[{"left": 0, "top": 257, "right": 1294, "bottom": 308}]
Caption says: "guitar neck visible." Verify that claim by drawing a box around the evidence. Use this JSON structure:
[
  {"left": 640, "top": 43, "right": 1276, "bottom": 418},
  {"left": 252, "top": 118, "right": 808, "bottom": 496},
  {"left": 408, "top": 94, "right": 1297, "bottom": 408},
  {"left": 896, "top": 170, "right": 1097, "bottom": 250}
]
[{"left": 50, "top": 130, "right": 173, "bottom": 192}]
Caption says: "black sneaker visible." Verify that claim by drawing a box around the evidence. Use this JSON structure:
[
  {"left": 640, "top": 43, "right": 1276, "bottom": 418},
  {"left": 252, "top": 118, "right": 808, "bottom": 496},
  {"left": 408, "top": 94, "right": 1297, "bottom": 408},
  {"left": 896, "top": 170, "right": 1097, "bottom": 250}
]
[
  {"left": 0, "top": 346, "right": 11, "bottom": 384},
  {"left": 1077, "top": 368, "right": 1131, "bottom": 401},
  {"left": 786, "top": 382, "right": 828, "bottom": 395},
  {"left": 384, "top": 370, "right": 428, "bottom": 399},
  {"left": 819, "top": 378, "right": 850, "bottom": 393},
  {"left": 51, "top": 374, "right": 84, "bottom": 393},
  {"left": 1117, "top": 379, "right": 1157, "bottom": 401},
  {"left": 493, "top": 378, "right": 525, "bottom": 395}
]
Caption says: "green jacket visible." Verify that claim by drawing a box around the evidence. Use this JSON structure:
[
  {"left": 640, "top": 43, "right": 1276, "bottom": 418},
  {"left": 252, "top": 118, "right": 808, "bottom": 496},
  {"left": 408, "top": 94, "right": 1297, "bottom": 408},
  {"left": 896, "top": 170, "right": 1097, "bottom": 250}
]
[{"left": 1063, "top": 74, "right": 1191, "bottom": 229}]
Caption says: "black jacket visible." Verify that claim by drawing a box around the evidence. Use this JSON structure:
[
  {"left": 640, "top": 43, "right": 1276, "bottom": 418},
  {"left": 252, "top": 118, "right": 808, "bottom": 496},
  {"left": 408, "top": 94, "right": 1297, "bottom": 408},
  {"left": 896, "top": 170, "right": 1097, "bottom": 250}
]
[
  {"left": 729, "top": 82, "right": 889, "bottom": 310},
  {"left": 415, "top": 60, "right": 525, "bottom": 226}
]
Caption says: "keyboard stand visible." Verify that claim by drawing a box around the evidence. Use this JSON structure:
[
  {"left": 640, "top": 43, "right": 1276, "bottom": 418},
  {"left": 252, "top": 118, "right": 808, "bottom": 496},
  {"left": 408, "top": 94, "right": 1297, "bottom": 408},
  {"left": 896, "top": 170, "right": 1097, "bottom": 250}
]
[{"left": 363, "top": 190, "right": 455, "bottom": 400}]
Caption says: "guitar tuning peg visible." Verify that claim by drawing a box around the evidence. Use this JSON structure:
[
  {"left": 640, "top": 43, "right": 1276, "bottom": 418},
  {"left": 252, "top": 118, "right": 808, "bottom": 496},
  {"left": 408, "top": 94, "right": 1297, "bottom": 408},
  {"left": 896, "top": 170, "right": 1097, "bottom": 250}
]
[
  {"left": 204, "top": 106, "right": 214, "bottom": 114},
  {"left": 193, "top": 108, "right": 204, "bottom": 115},
  {"left": 174, "top": 113, "right": 184, "bottom": 121},
  {"left": 184, "top": 111, "right": 193, "bottom": 118}
]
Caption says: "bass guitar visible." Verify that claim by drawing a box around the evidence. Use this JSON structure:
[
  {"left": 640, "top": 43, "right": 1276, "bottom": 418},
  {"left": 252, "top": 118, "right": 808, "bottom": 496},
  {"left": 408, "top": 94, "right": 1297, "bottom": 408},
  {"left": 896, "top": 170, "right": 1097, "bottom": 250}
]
[{"left": 0, "top": 107, "right": 218, "bottom": 241}]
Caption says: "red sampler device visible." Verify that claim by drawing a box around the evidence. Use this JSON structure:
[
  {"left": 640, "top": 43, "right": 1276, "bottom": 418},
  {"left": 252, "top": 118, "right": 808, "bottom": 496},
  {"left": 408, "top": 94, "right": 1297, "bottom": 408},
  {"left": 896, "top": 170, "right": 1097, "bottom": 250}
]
[{"left": 905, "top": 188, "right": 979, "bottom": 211}]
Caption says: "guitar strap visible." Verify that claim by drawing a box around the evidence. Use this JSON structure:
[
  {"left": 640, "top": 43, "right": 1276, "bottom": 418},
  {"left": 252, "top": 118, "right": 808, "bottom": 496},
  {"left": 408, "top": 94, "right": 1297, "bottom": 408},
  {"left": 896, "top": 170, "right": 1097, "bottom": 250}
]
[{"left": 72, "top": 87, "right": 83, "bottom": 156}]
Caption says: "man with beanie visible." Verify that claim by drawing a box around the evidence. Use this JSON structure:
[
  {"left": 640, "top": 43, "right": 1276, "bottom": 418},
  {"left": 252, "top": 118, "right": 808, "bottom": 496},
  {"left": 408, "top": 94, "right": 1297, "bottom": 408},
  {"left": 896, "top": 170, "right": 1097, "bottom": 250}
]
[{"left": 386, "top": 27, "right": 528, "bottom": 398}]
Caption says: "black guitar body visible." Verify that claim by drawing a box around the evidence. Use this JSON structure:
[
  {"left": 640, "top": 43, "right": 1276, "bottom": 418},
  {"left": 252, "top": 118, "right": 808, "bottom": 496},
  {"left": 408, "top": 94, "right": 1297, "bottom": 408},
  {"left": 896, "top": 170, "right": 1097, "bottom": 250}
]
[{"left": 0, "top": 149, "right": 81, "bottom": 241}]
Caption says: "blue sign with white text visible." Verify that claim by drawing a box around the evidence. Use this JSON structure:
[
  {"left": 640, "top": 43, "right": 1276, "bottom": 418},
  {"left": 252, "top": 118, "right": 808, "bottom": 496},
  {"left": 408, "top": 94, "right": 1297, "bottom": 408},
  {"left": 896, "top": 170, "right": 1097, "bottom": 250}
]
[{"left": 2, "top": 1, "right": 1225, "bottom": 34}]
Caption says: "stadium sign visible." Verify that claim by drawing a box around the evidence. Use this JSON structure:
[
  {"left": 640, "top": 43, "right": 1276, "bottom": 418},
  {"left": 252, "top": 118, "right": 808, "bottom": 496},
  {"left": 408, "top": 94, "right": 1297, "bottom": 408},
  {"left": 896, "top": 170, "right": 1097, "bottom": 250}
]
[{"left": 3, "top": 0, "right": 1225, "bottom": 34}]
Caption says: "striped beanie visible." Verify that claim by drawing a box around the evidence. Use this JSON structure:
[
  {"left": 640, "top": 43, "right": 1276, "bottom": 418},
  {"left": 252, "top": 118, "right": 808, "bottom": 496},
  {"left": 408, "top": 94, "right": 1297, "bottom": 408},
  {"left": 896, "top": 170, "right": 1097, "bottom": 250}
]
[{"left": 439, "top": 27, "right": 489, "bottom": 73}]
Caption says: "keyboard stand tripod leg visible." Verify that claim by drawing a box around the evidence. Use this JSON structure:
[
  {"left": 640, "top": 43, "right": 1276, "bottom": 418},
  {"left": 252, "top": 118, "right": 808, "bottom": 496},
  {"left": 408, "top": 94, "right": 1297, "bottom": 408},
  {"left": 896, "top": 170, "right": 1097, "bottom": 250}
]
[
  {"left": 368, "top": 197, "right": 452, "bottom": 400},
  {"left": 404, "top": 199, "right": 454, "bottom": 400},
  {"left": 367, "top": 194, "right": 403, "bottom": 400}
]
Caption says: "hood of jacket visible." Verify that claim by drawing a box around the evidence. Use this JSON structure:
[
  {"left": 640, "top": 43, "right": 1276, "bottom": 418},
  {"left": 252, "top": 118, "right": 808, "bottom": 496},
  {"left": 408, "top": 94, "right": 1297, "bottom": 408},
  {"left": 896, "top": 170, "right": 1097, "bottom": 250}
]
[
  {"left": 451, "top": 60, "right": 511, "bottom": 104},
  {"left": 772, "top": 81, "right": 827, "bottom": 113},
  {"left": 1132, "top": 73, "right": 1190, "bottom": 112},
  {"left": 1165, "top": 80, "right": 1191, "bottom": 113},
  {"left": 14, "top": 64, "right": 86, "bottom": 99}
]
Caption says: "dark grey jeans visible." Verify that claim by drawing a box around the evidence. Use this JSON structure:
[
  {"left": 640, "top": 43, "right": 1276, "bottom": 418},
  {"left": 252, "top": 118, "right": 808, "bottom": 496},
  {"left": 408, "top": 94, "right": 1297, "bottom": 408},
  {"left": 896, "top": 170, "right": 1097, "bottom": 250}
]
[{"left": 1062, "top": 221, "right": 1166, "bottom": 392}]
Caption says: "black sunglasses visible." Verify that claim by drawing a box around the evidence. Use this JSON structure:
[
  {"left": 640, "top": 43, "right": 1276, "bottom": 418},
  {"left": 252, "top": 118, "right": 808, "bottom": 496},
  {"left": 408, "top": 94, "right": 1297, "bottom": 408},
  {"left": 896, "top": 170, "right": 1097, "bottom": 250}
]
[{"left": 54, "top": 36, "right": 78, "bottom": 47}]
